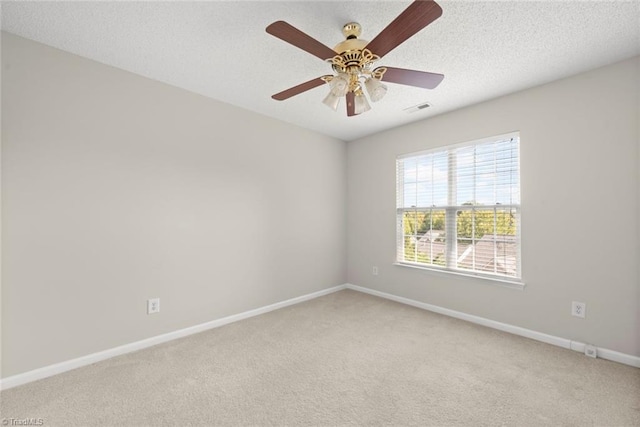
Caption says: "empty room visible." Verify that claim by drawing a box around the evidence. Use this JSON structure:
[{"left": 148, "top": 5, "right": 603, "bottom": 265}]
[{"left": 1, "top": 0, "right": 639, "bottom": 425}]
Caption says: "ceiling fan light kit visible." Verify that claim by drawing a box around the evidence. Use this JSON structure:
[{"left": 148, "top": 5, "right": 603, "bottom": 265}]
[
  {"left": 354, "top": 90, "right": 372, "bottom": 115},
  {"left": 322, "top": 91, "right": 341, "bottom": 111},
  {"left": 266, "top": 0, "right": 445, "bottom": 117},
  {"left": 365, "top": 77, "right": 388, "bottom": 102}
]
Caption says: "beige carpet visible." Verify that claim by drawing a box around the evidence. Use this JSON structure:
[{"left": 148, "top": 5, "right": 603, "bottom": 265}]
[{"left": 1, "top": 289, "right": 639, "bottom": 426}]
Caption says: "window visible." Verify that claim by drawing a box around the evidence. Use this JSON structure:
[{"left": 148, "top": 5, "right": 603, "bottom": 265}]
[{"left": 396, "top": 133, "right": 521, "bottom": 281}]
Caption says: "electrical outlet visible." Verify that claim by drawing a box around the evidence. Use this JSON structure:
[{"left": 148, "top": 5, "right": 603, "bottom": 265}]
[
  {"left": 372, "top": 266, "right": 379, "bottom": 275},
  {"left": 584, "top": 344, "right": 597, "bottom": 358},
  {"left": 571, "top": 301, "right": 586, "bottom": 318},
  {"left": 147, "top": 298, "right": 160, "bottom": 314}
]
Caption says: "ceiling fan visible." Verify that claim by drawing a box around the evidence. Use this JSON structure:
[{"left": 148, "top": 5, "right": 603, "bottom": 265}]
[{"left": 266, "top": 0, "right": 444, "bottom": 117}]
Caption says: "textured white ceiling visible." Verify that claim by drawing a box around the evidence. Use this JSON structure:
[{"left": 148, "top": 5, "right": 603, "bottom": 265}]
[{"left": 2, "top": 1, "right": 639, "bottom": 141}]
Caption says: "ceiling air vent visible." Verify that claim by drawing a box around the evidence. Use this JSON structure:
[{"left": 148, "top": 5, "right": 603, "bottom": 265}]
[{"left": 404, "top": 102, "right": 432, "bottom": 113}]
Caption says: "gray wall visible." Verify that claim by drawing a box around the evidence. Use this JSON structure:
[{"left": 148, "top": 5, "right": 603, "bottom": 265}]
[
  {"left": 347, "top": 56, "right": 640, "bottom": 357},
  {"left": 1, "top": 33, "right": 347, "bottom": 377}
]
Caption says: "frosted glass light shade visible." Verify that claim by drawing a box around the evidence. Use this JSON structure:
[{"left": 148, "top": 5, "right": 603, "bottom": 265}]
[
  {"left": 354, "top": 92, "right": 371, "bottom": 114},
  {"left": 322, "top": 91, "right": 340, "bottom": 111},
  {"left": 365, "top": 78, "right": 387, "bottom": 102},
  {"left": 330, "top": 74, "right": 350, "bottom": 97}
]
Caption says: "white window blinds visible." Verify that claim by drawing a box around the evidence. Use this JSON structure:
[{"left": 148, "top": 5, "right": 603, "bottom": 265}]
[{"left": 396, "top": 133, "right": 521, "bottom": 280}]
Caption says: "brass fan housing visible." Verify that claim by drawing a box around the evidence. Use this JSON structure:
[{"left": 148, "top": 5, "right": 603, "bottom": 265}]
[
  {"left": 331, "top": 22, "right": 381, "bottom": 82},
  {"left": 342, "top": 22, "right": 362, "bottom": 38},
  {"left": 333, "top": 22, "right": 368, "bottom": 54}
]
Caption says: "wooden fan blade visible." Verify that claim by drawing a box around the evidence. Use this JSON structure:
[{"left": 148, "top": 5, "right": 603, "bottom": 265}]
[
  {"left": 272, "top": 77, "right": 327, "bottom": 101},
  {"left": 346, "top": 92, "right": 356, "bottom": 116},
  {"left": 266, "top": 21, "right": 337, "bottom": 61},
  {"left": 380, "top": 67, "right": 444, "bottom": 89},
  {"left": 365, "top": 0, "right": 443, "bottom": 59}
]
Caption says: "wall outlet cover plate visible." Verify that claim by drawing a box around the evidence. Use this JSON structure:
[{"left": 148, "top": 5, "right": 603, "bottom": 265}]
[
  {"left": 571, "top": 301, "right": 586, "bottom": 318},
  {"left": 147, "top": 298, "right": 160, "bottom": 314}
]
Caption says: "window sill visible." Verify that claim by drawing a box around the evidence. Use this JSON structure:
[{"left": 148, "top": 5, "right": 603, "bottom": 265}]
[{"left": 393, "top": 262, "right": 525, "bottom": 290}]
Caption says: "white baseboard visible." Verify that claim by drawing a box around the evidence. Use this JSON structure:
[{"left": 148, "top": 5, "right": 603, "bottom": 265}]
[
  {"left": 345, "top": 284, "right": 640, "bottom": 369},
  {"left": 3, "top": 282, "right": 637, "bottom": 390},
  {"left": 594, "top": 347, "right": 640, "bottom": 367},
  {"left": 0, "top": 284, "right": 347, "bottom": 390}
]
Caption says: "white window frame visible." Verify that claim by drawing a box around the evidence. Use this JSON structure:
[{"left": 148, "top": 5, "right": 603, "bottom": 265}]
[{"left": 395, "top": 132, "right": 523, "bottom": 287}]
